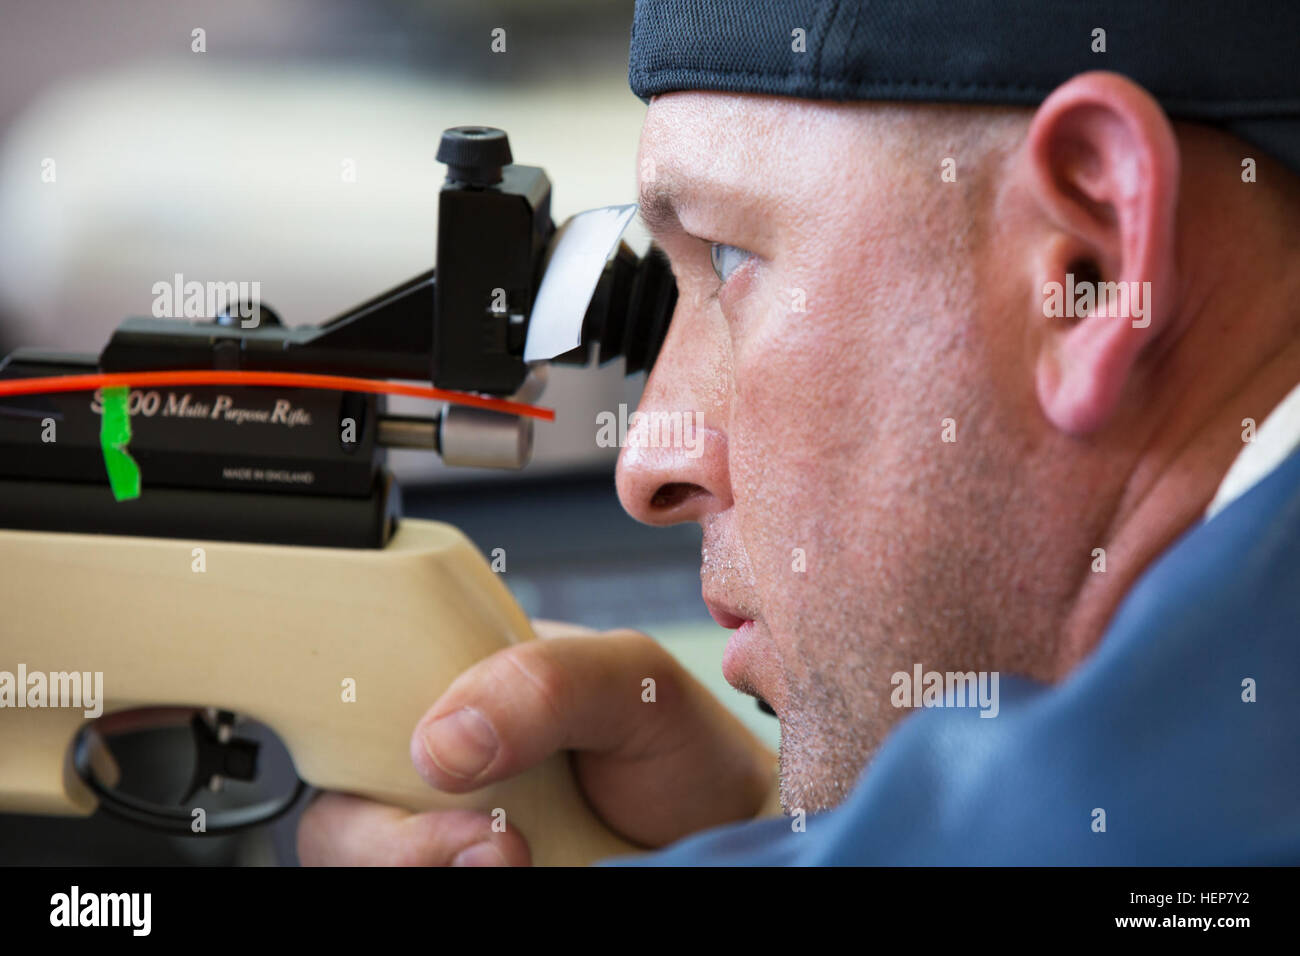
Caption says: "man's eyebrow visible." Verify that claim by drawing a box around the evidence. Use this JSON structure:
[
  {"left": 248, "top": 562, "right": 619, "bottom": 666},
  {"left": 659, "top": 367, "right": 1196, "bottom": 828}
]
[{"left": 637, "top": 180, "right": 683, "bottom": 237}]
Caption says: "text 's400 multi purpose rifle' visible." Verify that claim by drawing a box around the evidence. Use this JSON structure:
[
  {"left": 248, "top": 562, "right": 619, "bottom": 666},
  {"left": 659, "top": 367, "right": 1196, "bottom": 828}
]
[{"left": 0, "top": 127, "right": 677, "bottom": 865}]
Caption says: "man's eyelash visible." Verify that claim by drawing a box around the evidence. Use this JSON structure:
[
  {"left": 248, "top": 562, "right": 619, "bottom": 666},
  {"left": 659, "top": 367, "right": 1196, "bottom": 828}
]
[{"left": 709, "top": 242, "right": 755, "bottom": 286}]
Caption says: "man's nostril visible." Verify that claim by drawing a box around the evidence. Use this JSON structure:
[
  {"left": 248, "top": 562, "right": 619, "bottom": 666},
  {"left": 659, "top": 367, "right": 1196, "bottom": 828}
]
[{"left": 650, "top": 482, "right": 700, "bottom": 510}]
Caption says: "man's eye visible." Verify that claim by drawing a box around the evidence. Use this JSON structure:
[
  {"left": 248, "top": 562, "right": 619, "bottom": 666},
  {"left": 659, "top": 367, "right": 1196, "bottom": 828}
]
[{"left": 709, "top": 243, "right": 753, "bottom": 284}]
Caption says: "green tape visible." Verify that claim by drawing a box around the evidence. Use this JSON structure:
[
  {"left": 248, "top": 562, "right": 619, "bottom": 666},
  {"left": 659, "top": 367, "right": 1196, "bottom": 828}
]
[{"left": 99, "top": 386, "right": 141, "bottom": 501}]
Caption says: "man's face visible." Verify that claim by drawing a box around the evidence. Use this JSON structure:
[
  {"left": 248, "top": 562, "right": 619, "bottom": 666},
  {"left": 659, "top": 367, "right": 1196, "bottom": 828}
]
[{"left": 616, "top": 91, "right": 1109, "bottom": 811}]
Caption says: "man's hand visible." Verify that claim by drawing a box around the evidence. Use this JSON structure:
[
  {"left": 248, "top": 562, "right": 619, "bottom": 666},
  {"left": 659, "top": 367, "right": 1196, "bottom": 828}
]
[{"left": 297, "top": 622, "right": 778, "bottom": 865}]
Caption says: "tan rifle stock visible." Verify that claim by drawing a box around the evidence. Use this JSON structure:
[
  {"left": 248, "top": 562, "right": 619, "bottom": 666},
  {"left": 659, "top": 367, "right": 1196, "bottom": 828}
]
[{"left": 0, "top": 520, "right": 635, "bottom": 865}]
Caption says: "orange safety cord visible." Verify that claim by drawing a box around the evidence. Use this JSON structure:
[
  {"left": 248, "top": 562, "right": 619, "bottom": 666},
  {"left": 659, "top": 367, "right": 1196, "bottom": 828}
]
[{"left": 0, "top": 370, "right": 555, "bottom": 421}]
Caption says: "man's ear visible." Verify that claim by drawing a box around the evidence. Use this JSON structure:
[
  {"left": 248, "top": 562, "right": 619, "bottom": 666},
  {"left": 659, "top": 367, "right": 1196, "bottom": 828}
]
[{"left": 1025, "top": 71, "right": 1180, "bottom": 435}]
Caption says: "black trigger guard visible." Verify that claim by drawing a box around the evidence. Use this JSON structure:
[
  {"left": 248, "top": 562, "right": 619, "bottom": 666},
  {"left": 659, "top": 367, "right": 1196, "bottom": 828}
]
[{"left": 71, "top": 720, "right": 308, "bottom": 836}]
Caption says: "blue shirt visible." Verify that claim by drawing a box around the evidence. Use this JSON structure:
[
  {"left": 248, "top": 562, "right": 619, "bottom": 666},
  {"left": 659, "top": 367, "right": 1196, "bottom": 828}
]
[{"left": 606, "top": 445, "right": 1300, "bottom": 865}]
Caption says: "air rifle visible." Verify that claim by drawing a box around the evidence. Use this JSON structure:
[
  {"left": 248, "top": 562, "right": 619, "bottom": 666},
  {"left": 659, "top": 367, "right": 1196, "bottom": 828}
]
[{"left": 0, "top": 126, "right": 677, "bottom": 865}]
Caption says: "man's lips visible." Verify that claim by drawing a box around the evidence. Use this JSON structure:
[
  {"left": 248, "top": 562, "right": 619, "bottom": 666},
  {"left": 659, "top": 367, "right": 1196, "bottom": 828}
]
[
  {"left": 703, "top": 596, "right": 766, "bottom": 701},
  {"left": 704, "top": 600, "right": 751, "bottom": 630}
]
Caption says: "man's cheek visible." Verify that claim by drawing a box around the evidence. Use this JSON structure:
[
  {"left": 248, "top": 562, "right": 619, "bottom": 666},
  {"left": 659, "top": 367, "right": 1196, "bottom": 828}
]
[
  {"left": 731, "top": 428, "right": 819, "bottom": 591},
  {"left": 735, "top": 282, "right": 860, "bottom": 409},
  {"left": 730, "top": 321, "right": 814, "bottom": 439}
]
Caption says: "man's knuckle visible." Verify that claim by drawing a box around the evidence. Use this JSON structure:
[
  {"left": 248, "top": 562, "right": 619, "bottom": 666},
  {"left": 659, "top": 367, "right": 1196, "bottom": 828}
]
[{"left": 500, "top": 644, "right": 571, "bottom": 720}]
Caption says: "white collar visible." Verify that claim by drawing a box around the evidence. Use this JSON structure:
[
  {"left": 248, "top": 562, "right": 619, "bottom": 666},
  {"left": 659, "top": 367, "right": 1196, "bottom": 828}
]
[{"left": 1205, "top": 380, "right": 1300, "bottom": 520}]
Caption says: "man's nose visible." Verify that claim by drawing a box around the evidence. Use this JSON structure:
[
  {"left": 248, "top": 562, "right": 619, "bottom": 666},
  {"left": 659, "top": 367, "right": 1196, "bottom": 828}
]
[{"left": 614, "top": 407, "right": 732, "bottom": 526}]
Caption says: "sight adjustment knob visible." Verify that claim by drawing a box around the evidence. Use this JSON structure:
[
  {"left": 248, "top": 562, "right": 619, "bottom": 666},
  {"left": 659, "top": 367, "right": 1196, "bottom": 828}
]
[{"left": 437, "top": 126, "right": 513, "bottom": 186}]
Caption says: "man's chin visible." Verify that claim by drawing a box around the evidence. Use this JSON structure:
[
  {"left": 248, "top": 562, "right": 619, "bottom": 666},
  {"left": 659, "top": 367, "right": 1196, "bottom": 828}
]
[
  {"left": 778, "top": 759, "right": 849, "bottom": 815},
  {"left": 776, "top": 710, "right": 878, "bottom": 814}
]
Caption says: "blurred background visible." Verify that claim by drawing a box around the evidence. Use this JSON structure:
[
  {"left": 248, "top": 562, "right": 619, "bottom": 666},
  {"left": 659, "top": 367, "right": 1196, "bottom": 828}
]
[{"left": 0, "top": 0, "right": 778, "bottom": 865}]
